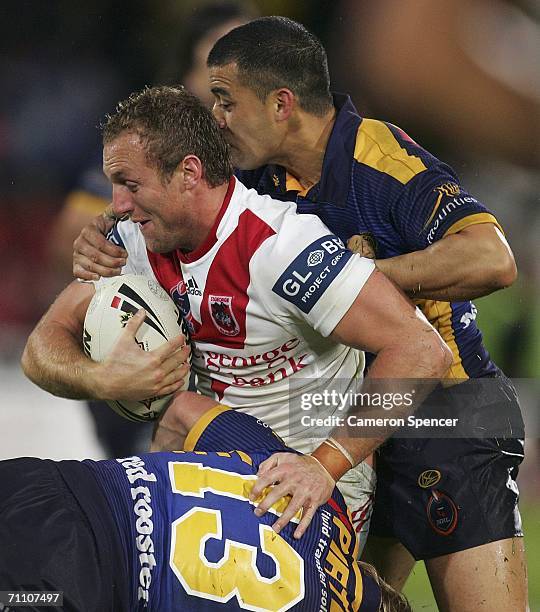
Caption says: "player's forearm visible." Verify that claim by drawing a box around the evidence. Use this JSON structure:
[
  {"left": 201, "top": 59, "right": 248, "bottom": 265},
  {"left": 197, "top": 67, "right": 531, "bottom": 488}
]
[
  {"left": 375, "top": 226, "right": 516, "bottom": 301},
  {"left": 150, "top": 391, "right": 218, "bottom": 452},
  {"left": 313, "top": 334, "right": 453, "bottom": 480},
  {"left": 151, "top": 418, "right": 187, "bottom": 452},
  {"left": 311, "top": 437, "right": 382, "bottom": 482},
  {"left": 21, "top": 320, "right": 102, "bottom": 400}
]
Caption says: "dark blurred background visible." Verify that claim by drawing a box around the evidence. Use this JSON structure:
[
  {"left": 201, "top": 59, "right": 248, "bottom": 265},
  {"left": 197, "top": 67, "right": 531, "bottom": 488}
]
[
  {"left": 0, "top": 1, "right": 538, "bottom": 607},
  {"left": 1, "top": 0, "right": 538, "bottom": 357}
]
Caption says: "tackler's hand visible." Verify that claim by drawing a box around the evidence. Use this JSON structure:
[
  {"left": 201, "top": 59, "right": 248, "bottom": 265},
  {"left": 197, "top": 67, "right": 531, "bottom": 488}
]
[
  {"left": 73, "top": 212, "right": 127, "bottom": 280},
  {"left": 250, "top": 452, "right": 335, "bottom": 539}
]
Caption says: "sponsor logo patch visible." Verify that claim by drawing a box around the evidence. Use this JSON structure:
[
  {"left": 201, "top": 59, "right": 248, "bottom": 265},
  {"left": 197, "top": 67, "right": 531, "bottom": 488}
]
[
  {"left": 418, "top": 469, "right": 442, "bottom": 488},
  {"left": 423, "top": 183, "right": 479, "bottom": 245},
  {"left": 209, "top": 295, "right": 240, "bottom": 336},
  {"left": 307, "top": 249, "right": 325, "bottom": 266},
  {"left": 185, "top": 276, "right": 202, "bottom": 296},
  {"left": 426, "top": 489, "right": 458, "bottom": 535},
  {"left": 272, "top": 235, "right": 352, "bottom": 313}
]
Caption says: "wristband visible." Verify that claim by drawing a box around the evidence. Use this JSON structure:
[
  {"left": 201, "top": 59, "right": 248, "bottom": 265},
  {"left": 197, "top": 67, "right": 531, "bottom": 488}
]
[
  {"left": 324, "top": 437, "right": 355, "bottom": 468},
  {"left": 310, "top": 454, "right": 336, "bottom": 483},
  {"left": 312, "top": 440, "right": 353, "bottom": 483}
]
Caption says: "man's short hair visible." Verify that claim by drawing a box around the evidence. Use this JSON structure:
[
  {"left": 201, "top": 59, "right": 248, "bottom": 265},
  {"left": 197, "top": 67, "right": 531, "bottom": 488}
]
[
  {"left": 102, "top": 85, "right": 232, "bottom": 187},
  {"left": 207, "top": 16, "right": 333, "bottom": 117}
]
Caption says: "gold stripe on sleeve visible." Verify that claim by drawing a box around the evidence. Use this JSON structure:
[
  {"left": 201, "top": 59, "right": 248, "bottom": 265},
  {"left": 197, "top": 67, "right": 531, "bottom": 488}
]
[
  {"left": 354, "top": 120, "right": 427, "bottom": 184},
  {"left": 444, "top": 212, "right": 503, "bottom": 237}
]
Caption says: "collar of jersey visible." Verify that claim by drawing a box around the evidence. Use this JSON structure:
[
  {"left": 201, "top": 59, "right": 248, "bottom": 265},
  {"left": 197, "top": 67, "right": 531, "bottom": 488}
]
[
  {"left": 314, "top": 93, "right": 363, "bottom": 207},
  {"left": 177, "top": 176, "right": 236, "bottom": 263}
]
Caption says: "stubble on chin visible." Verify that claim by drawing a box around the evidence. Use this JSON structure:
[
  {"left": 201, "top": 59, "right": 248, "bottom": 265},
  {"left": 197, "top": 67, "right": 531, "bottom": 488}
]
[
  {"left": 231, "top": 151, "right": 260, "bottom": 171},
  {"left": 143, "top": 235, "right": 168, "bottom": 254}
]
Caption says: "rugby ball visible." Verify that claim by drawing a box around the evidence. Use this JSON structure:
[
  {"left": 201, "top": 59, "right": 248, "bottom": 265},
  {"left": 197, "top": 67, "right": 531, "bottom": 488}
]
[{"left": 83, "top": 274, "right": 189, "bottom": 422}]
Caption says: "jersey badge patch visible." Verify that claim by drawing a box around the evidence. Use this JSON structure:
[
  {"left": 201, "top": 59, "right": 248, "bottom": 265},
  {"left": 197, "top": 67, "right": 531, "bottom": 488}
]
[
  {"left": 426, "top": 489, "right": 458, "bottom": 535},
  {"left": 209, "top": 295, "right": 240, "bottom": 336},
  {"left": 418, "top": 469, "right": 442, "bottom": 488},
  {"left": 272, "top": 235, "right": 352, "bottom": 314}
]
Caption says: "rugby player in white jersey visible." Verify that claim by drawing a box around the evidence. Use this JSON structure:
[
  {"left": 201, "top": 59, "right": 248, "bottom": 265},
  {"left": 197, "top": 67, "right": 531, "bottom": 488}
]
[{"left": 22, "top": 86, "right": 452, "bottom": 545}]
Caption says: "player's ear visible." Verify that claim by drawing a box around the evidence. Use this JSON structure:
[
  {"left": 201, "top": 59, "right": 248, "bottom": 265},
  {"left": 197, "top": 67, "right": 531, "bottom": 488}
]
[
  {"left": 180, "top": 155, "right": 203, "bottom": 189},
  {"left": 273, "top": 88, "right": 295, "bottom": 121}
]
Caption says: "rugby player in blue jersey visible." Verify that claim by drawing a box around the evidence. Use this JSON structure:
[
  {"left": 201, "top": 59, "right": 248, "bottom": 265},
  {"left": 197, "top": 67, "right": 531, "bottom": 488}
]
[
  {"left": 69, "top": 16, "right": 527, "bottom": 612},
  {"left": 202, "top": 18, "right": 527, "bottom": 612},
  {"left": 0, "top": 391, "right": 409, "bottom": 612}
]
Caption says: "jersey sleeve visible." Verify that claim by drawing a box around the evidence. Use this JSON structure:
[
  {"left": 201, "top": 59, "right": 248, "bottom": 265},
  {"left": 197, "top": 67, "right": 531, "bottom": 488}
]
[
  {"left": 252, "top": 213, "right": 376, "bottom": 337},
  {"left": 106, "top": 219, "right": 156, "bottom": 277},
  {"left": 92, "top": 220, "right": 157, "bottom": 290},
  {"left": 390, "top": 167, "right": 504, "bottom": 250}
]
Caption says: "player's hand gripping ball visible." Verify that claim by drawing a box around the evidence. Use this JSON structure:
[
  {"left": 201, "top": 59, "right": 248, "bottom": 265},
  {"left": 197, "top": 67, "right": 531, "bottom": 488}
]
[{"left": 83, "top": 274, "right": 190, "bottom": 421}]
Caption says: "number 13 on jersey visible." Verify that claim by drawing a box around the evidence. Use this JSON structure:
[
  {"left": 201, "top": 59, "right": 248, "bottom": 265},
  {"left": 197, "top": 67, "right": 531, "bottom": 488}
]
[{"left": 168, "top": 461, "right": 305, "bottom": 611}]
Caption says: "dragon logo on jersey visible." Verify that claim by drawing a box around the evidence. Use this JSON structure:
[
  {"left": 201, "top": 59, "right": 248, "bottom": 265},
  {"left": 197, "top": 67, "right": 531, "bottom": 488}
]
[{"left": 209, "top": 295, "right": 240, "bottom": 336}]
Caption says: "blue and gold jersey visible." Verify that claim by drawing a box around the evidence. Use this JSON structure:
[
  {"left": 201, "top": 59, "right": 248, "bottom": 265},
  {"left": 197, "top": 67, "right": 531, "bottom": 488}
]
[
  {"left": 236, "top": 94, "right": 500, "bottom": 381},
  {"left": 83, "top": 407, "right": 381, "bottom": 611}
]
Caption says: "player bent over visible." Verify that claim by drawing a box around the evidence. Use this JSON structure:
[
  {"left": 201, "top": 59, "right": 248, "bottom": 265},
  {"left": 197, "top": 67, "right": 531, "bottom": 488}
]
[{"left": 0, "top": 392, "right": 410, "bottom": 612}]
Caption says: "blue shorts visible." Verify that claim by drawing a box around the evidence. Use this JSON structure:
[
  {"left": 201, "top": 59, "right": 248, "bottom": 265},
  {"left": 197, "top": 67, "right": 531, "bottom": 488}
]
[
  {"left": 0, "top": 457, "right": 129, "bottom": 611},
  {"left": 369, "top": 373, "right": 524, "bottom": 560}
]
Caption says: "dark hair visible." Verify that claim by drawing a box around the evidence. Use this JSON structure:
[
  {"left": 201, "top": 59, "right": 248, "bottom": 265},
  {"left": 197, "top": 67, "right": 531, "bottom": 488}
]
[
  {"left": 183, "top": 1, "right": 257, "bottom": 68},
  {"left": 207, "top": 16, "right": 333, "bottom": 117},
  {"left": 102, "top": 85, "right": 232, "bottom": 186}
]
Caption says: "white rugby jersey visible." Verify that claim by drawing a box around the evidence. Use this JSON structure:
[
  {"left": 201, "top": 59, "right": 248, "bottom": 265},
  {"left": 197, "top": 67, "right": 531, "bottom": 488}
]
[{"left": 105, "top": 177, "right": 375, "bottom": 452}]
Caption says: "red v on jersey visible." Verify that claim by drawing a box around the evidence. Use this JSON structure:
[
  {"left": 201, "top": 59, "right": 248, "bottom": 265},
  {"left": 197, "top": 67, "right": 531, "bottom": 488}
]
[
  {"left": 110, "top": 177, "right": 374, "bottom": 457},
  {"left": 148, "top": 209, "right": 275, "bottom": 350}
]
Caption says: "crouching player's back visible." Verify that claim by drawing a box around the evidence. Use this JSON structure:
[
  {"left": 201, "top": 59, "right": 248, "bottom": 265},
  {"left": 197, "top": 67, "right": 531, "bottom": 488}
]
[
  {"left": 83, "top": 406, "right": 385, "bottom": 611},
  {"left": 87, "top": 448, "right": 374, "bottom": 610},
  {"left": 0, "top": 404, "right": 408, "bottom": 611}
]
